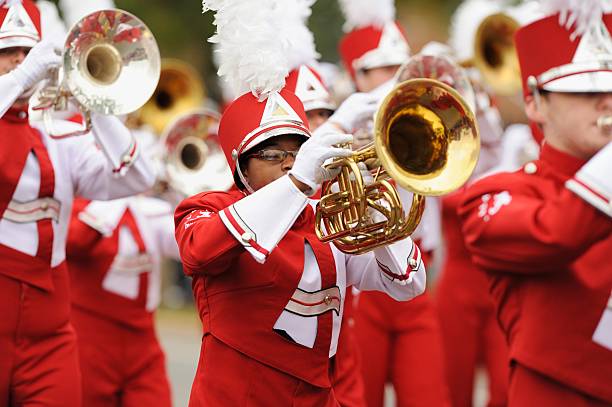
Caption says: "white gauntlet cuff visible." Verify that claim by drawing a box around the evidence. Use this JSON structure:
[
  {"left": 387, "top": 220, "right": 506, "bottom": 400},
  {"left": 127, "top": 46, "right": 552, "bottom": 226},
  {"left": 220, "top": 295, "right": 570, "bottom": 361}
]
[
  {"left": 566, "top": 142, "right": 612, "bottom": 218},
  {"left": 219, "top": 175, "right": 309, "bottom": 263}
]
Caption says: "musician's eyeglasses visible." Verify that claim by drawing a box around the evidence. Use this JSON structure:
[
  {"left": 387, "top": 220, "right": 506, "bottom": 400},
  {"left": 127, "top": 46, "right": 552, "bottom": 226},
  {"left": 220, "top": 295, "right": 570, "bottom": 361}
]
[{"left": 246, "top": 149, "right": 299, "bottom": 162}]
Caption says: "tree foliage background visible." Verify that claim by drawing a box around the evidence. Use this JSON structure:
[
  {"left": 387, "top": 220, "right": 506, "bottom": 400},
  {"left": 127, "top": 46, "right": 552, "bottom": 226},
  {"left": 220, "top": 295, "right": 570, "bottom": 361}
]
[{"left": 49, "top": 0, "right": 464, "bottom": 102}]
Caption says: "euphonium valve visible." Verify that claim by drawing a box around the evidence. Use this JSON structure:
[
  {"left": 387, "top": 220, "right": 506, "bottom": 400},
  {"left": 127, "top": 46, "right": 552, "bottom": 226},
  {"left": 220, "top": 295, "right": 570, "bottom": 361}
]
[{"left": 316, "top": 79, "right": 480, "bottom": 254}]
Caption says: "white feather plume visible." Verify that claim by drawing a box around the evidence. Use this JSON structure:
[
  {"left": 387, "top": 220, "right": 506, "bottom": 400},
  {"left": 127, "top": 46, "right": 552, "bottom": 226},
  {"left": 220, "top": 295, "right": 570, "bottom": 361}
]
[
  {"left": 506, "top": 1, "right": 546, "bottom": 27},
  {"left": 449, "top": 0, "right": 504, "bottom": 62},
  {"left": 338, "top": 0, "right": 395, "bottom": 31},
  {"left": 283, "top": 0, "right": 320, "bottom": 70},
  {"left": 540, "top": 0, "right": 612, "bottom": 39},
  {"left": 203, "top": 0, "right": 311, "bottom": 100}
]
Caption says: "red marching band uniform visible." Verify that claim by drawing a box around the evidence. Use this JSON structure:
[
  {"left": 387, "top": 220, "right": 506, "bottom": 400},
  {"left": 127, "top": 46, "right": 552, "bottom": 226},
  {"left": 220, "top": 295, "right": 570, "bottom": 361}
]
[
  {"left": 174, "top": 9, "right": 429, "bottom": 391},
  {"left": 66, "top": 195, "right": 178, "bottom": 406},
  {"left": 179, "top": 1, "right": 428, "bottom": 404},
  {"left": 0, "top": 0, "right": 155, "bottom": 405},
  {"left": 337, "top": 2, "right": 449, "bottom": 405},
  {"left": 459, "top": 5, "right": 612, "bottom": 406}
]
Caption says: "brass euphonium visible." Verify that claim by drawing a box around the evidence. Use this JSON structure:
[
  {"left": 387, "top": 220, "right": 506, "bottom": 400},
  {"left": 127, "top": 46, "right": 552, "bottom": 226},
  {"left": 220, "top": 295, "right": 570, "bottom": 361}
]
[
  {"left": 472, "top": 12, "right": 522, "bottom": 96},
  {"left": 316, "top": 77, "right": 480, "bottom": 254},
  {"left": 34, "top": 9, "right": 161, "bottom": 138},
  {"left": 160, "top": 109, "right": 233, "bottom": 197},
  {"left": 135, "top": 59, "right": 205, "bottom": 135}
]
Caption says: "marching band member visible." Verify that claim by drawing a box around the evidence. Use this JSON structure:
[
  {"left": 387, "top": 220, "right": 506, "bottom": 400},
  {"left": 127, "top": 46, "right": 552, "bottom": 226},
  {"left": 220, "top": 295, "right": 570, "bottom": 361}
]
[
  {"left": 430, "top": 4, "right": 513, "bottom": 404},
  {"left": 286, "top": 65, "right": 336, "bottom": 132},
  {"left": 0, "top": 0, "right": 155, "bottom": 405},
  {"left": 65, "top": 131, "right": 179, "bottom": 407},
  {"left": 337, "top": 1, "right": 449, "bottom": 406},
  {"left": 66, "top": 192, "right": 177, "bottom": 407},
  {"left": 459, "top": 0, "right": 612, "bottom": 405},
  {"left": 175, "top": 0, "right": 426, "bottom": 404}
]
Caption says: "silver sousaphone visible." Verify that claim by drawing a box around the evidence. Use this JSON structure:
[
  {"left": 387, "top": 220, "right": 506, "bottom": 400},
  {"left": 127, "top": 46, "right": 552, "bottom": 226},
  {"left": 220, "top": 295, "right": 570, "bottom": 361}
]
[{"left": 34, "top": 9, "right": 161, "bottom": 138}]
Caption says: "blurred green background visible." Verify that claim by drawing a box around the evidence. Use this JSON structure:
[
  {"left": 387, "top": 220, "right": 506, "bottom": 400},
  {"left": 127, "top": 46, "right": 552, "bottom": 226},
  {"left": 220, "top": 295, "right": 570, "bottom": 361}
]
[{"left": 49, "top": 0, "right": 464, "bottom": 103}]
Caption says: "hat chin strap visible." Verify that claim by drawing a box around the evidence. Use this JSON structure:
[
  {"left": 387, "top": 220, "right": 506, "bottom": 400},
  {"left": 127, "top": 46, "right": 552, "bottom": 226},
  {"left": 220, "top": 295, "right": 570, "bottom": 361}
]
[
  {"left": 236, "top": 161, "right": 255, "bottom": 195},
  {"left": 527, "top": 75, "right": 542, "bottom": 109}
]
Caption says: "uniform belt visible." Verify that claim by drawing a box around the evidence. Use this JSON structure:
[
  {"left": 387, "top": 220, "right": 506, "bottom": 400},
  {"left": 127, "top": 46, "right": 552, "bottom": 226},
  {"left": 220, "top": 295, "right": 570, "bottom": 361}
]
[
  {"left": 3, "top": 197, "right": 61, "bottom": 223},
  {"left": 285, "top": 286, "right": 341, "bottom": 317},
  {"left": 110, "top": 253, "right": 153, "bottom": 275}
]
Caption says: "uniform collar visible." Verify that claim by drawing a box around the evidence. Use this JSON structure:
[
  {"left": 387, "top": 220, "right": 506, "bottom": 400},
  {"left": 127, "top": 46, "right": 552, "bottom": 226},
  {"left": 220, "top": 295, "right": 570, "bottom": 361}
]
[
  {"left": 2, "top": 105, "right": 29, "bottom": 123},
  {"left": 539, "top": 142, "right": 587, "bottom": 178}
]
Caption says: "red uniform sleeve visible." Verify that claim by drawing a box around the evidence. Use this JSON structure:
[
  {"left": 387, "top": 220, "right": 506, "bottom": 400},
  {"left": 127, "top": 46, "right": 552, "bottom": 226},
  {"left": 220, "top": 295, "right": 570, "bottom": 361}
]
[
  {"left": 458, "top": 172, "right": 612, "bottom": 274},
  {"left": 66, "top": 199, "right": 103, "bottom": 257},
  {"left": 174, "top": 191, "right": 244, "bottom": 276}
]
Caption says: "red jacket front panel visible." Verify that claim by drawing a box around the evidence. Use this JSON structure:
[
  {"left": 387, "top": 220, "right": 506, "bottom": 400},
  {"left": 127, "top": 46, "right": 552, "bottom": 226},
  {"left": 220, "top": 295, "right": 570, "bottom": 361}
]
[
  {"left": 175, "top": 190, "right": 338, "bottom": 388},
  {"left": 67, "top": 198, "right": 173, "bottom": 330}
]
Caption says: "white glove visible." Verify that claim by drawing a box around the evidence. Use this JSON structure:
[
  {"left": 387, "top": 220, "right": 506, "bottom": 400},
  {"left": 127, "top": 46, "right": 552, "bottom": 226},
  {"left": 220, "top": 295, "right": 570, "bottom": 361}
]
[
  {"left": 566, "top": 141, "right": 612, "bottom": 217},
  {"left": 289, "top": 122, "right": 353, "bottom": 195},
  {"left": 329, "top": 92, "right": 379, "bottom": 133},
  {"left": 9, "top": 40, "right": 62, "bottom": 92}
]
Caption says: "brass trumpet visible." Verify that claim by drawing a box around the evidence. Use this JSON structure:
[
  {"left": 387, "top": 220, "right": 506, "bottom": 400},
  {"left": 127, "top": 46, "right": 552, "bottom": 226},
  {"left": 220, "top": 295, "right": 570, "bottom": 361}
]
[
  {"left": 315, "top": 79, "right": 480, "bottom": 254},
  {"left": 34, "top": 9, "right": 161, "bottom": 137}
]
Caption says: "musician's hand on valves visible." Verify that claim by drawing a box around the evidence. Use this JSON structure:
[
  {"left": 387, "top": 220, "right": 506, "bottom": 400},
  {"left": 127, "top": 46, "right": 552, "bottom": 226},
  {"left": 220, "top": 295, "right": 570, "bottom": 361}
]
[
  {"left": 9, "top": 40, "right": 61, "bottom": 92},
  {"left": 289, "top": 122, "right": 353, "bottom": 196},
  {"left": 328, "top": 92, "right": 380, "bottom": 133},
  {"left": 356, "top": 162, "right": 387, "bottom": 223}
]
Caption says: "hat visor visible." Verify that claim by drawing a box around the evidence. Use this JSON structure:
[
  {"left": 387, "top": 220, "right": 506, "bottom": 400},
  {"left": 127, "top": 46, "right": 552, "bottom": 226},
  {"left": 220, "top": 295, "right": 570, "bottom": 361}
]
[
  {"left": 303, "top": 100, "right": 336, "bottom": 112},
  {"left": 0, "top": 36, "right": 38, "bottom": 50},
  {"left": 542, "top": 71, "right": 612, "bottom": 93},
  {"left": 354, "top": 48, "right": 408, "bottom": 73},
  {"left": 239, "top": 122, "right": 311, "bottom": 157}
]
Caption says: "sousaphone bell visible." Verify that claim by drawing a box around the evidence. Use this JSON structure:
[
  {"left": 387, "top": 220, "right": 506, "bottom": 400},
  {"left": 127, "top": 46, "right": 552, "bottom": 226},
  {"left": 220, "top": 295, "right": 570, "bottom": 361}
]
[{"left": 34, "top": 9, "right": 161, "bottom": 137}]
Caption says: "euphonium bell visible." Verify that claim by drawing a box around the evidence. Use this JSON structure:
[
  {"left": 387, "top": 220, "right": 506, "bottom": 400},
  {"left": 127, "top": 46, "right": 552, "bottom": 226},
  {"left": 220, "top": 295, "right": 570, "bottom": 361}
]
[
  {"left": 34, "top": 9, "right": 161, "bottom": 138},
  {"left": 473, "top": 12, "right": 522, "bottom": 96},
  {"left": 315, "top": 78, "right": 480, "bottom": 254},
  {"left": 136, "top": 59, "right": 205, "bottom": 135},
  {"left": 160, "top": 109, "right": 233, "bottom": 197}
]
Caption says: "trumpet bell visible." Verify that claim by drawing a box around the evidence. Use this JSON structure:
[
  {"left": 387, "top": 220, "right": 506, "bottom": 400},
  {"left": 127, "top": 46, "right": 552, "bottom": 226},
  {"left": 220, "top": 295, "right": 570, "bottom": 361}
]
[
  {"left": 161, "top": 109, "right": 233, "bottom": 197},
  {"left": 375, "top": 78, "right": 480, "bottom": 196},
  {"left": 64, "top": 9, "right": 161, "bottom": 115},
  {"left": 316, "top": 78, "right": 480, "bottom": 254},
  {"left": 473, "top": 13, "right": 522, "bottom": 96}
]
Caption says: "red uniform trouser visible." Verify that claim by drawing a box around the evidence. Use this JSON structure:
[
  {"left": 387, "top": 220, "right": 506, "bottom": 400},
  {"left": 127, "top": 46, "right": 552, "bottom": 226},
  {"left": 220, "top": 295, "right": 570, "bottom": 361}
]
[
  {"left": 354, "top": 292, "right": 450, "bottom": 407},
  {"left": 0, "top": 270, "right": 81, "bottom": 406},
  {"left": 508, "top": 363, "right": 612, "bottom": 407},
  {"left": 332, "top": 291, "right": 367, "bottom": 407},
  {"left": 71, "top": 307, "right": 172, "bottom": 407},
  {"left": 435, "top": 280, "right": 509, "bottom": 407},
  {"left": 190, "top": 334, "right": 340, "bottom": 406}
]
